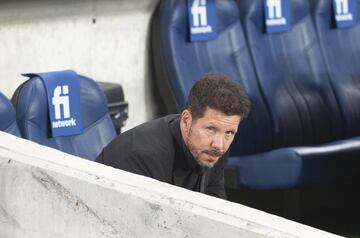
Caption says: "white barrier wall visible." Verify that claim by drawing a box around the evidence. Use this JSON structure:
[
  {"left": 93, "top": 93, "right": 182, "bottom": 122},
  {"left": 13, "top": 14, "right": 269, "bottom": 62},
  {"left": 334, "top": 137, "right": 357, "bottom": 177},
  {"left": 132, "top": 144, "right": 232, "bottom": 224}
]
[
  {"left": 0, "top": 132, "right": 343, "bottom": 238},
  {"left": 0, "top": 0, "right": 161, "bottom": 131}
]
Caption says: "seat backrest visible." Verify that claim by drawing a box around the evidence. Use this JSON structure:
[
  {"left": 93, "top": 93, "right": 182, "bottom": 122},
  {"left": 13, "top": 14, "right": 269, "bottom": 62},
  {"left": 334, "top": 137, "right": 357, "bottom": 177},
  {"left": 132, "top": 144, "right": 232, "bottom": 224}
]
[
  {"left": 152, "top": 0, "right": 274, "bottom": 155},
  {"left": 12, "top": 72, "right": 117, "bottom": 161},
  {"left": 239, "top": 0, "right": 344, "bottom": 149},
  {"left": 0, "top": 91, "right": 21, "bottom": 137},
  {"left": 311, "top": 0, "right": 360, "bottom": 137}
]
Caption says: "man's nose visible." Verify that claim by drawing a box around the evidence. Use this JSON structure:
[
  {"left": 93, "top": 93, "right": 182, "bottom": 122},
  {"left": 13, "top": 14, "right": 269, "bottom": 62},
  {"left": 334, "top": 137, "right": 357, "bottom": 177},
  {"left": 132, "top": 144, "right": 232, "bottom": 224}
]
[{"left": 211, "top": 134, "right": 224, "bottom": 150}]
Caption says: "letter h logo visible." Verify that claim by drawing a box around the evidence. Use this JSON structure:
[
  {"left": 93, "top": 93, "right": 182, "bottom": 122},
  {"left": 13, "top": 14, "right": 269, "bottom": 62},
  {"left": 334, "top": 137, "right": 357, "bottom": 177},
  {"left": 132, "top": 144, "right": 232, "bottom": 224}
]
[
  {"left": 267, "top": 0, "right": 283, "bottom": 19},
  {"left": 191, "top": 0, "right": 207, "bottom": 27},
  {"left": 335, "top": 0, "right": 349, "bottom": 15},
  {"left": 52, "top": 85, "right": 70, "bottom": 120}
]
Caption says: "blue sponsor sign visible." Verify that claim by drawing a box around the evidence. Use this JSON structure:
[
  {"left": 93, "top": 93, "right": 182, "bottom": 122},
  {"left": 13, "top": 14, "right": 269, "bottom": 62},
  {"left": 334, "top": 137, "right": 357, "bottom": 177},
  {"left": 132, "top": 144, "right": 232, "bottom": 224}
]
[
  {"left": 333, "top": 0, "right": 357, "bottom": 28},
  {"left": 264, "top": 0, "right": 291, "bottom": 33},
  {"left": 187, "top": 0, "right": 218, "bottom": 42},
  {"left": 23, "top": 70, "right": 83, "bottom": 137}
]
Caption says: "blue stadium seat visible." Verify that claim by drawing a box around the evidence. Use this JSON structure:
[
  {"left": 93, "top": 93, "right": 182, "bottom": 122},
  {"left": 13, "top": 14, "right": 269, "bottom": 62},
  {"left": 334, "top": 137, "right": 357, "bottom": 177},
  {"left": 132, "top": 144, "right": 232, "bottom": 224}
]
[
  {"left": 311, "top": 0, "right": 360, "bottom": 138},
  {"left": 152, "top": 0, "right": 360, "bottom": 189},
  {"left": 152, "top": 0, "right": 273, "bottom": 156},
  {"left": 229, "top": 0, "right": 360, "bottom": 188},
  {"left": 0, "top": 91, "right": 21, "bottom": 137},
  {"left": 12, "top": 71, "right": 117, "bottom": 161}
]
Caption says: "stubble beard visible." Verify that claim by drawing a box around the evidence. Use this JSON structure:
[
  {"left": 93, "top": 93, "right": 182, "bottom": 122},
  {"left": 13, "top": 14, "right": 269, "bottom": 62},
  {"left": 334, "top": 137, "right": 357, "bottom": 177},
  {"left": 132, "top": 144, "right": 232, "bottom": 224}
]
[{"left": 185, "top": 126, "right": 224, "bottom": 169}]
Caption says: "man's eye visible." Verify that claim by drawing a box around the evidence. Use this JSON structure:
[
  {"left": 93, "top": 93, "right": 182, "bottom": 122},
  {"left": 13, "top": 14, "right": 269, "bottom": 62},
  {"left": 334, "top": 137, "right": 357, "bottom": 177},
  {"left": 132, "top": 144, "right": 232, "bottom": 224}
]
[
  {"left": 225, "top": 131, "right": 235, "bottom": 136},
  {"left": 206, "top": 126, "right": 215, "bottom": 132}
]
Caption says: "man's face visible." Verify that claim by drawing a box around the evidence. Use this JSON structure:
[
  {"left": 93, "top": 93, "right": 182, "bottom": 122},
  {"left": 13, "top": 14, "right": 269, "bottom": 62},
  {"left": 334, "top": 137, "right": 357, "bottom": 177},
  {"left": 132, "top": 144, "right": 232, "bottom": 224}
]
[{"left": 180, "top": 107, "right": 241, "bottom": 168}]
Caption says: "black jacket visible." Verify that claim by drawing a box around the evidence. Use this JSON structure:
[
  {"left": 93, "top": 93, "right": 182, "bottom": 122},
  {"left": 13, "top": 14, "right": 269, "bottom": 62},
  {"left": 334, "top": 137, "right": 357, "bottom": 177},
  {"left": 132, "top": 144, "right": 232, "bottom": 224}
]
[{"left": 96, "top": 114, "right": 228, "bottom": 199}]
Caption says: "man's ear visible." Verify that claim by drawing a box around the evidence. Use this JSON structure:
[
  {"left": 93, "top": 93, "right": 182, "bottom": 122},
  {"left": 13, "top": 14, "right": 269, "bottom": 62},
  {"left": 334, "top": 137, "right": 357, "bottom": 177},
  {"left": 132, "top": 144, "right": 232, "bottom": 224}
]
[{"left": 180, "top": 109, "right": 192, "bottom": 133}]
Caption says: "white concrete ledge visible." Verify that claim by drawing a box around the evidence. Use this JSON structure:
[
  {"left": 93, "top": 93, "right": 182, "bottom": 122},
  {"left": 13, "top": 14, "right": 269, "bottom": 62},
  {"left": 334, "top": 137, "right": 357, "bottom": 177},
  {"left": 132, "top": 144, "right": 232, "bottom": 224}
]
[{"left": 0, "top": 132, "right": 342, "bottom": 238}]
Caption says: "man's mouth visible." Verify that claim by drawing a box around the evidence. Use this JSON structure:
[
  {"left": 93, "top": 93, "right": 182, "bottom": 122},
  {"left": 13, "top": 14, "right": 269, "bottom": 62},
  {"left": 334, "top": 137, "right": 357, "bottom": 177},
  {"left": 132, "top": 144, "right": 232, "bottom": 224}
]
[
  {"left": 203, "top": 149, "right": 223, "bottom": 158},
  {"left": 205, "top": 155, "right": 217, "bottom": 163}
]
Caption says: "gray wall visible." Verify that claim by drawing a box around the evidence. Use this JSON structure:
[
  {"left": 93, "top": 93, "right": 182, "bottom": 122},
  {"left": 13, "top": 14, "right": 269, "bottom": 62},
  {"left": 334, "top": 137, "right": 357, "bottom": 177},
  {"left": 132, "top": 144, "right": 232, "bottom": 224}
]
[
  {"left": 0, "top": 131, "right": 343, "bottom": 238},
  {"left": 0, "top": 0, "right": 162, "bottom": 131}
]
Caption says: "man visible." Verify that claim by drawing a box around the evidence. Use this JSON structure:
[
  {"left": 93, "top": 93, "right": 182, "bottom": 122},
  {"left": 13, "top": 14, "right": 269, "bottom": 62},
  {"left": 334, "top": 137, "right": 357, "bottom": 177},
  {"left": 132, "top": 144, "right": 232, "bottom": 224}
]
[{"left": 96, "top": 74, "right": 250, "bottom": 199}]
